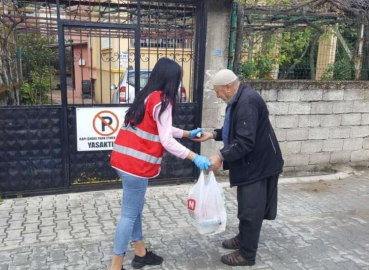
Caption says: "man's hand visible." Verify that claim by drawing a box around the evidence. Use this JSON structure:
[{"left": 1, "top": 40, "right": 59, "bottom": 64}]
[
  {"left": 192, "top": 131, "right": 213, "bottom": 142},
  {"left": 209, "top": 155, "right": 222, "bottom": 171}
]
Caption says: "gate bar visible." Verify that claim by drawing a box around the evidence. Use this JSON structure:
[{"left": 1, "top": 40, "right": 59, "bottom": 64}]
[
  {"left": 56, "top": 0, "right": 71, "bottom": 188},
  {"left": 193, "top": 0, "right": 208, "bottom": 179},
  {"left": 135, "top": 1, "right": 141, "bottom": 95},
  {"left": 61, "top": 21, "right": 139, "bottom": 30}
]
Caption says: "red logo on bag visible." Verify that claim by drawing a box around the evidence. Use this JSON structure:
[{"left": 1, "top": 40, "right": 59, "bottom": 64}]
[{"left": 187, "top": 199, "right": 196, "bottom": 211}]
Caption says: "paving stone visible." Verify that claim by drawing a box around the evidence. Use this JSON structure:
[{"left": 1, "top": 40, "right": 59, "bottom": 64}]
[
  {"left": 0, "top": 264, "right": 9, "bottom": 270},
  {"left": 49, "top": 250, "right": 65, "bottom": 262},
  {"left": 7, "top": 266, "right": 28, "bottom": 270},
  {"left": 11, "top": 253, "right": 29, "bottom": 266},
  {"left": 0, "top": 172, "right": 369, "bottom": 270}
]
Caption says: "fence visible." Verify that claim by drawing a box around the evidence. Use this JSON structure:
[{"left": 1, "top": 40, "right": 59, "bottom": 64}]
[
  {"left": 0, "top": 0, "right": 207, "bottom": 196},
  {"left": 0, "top": 0, "right": 200, "bottom": 106},
  {"left": 229, "top": 1, "right": 369, "bottom": 81}
]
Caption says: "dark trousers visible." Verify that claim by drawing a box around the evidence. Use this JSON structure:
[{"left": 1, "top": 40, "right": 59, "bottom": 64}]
[{"left": 236, "top": 174, "right": 279, "bottom": 259}]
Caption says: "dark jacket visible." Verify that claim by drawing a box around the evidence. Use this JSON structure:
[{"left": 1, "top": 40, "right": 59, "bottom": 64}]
[{"left": 214, "top": 83, "right": 284, "bottom": 187}]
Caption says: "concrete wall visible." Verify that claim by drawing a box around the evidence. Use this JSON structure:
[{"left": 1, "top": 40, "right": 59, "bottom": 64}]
[
  {"left": 202, "top": 80, "right": 369, "bottom": 172},
  {"left": 249, "top": 81, "right": 369, "bottom": 172},
  {"left": 201, "top": 0, "right": 233, "bottom": 158}
]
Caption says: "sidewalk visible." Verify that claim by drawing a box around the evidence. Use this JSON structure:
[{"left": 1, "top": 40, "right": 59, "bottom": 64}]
[{"left": 0, "top": 170, "right": 369, "bottom": 270}]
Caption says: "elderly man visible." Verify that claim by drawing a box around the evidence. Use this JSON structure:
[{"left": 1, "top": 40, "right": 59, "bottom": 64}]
[{"left": 195, "top": 69, "right": 284, "bottom": 266}]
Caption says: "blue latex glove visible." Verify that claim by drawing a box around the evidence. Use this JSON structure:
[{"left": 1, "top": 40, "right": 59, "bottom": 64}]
[
  {"left": 189, "top": 128, "right": 203, "bottom": 139},
  {"left": 192, "top": 154, "right": 211, "bottom": 171}
]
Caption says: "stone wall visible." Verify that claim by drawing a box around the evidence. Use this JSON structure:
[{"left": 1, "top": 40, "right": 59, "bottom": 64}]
[
  {"left": 249, "top": 81, "right": 369, "bottom": 171},
  {"left": 201, "top": 80, "right": 369, "bottom": 173}
]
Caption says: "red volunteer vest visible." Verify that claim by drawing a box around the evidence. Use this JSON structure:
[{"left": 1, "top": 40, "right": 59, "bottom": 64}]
[{"left": 111, "top": 91, "right": 164, "bottom": 178}]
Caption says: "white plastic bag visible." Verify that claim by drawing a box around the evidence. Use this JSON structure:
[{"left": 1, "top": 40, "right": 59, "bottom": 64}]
[{"left": 187, "top": 171, "right": 227, "bottom": 235}]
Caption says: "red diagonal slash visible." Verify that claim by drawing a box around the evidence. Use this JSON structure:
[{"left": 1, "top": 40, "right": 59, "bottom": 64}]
[{"left": 97, "top": 115, "right": 114, "bottom": 132}]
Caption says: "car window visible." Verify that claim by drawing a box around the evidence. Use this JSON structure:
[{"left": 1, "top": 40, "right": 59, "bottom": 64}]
[{"left": 127, "top": 72, "right": 151, "bottom": 89}]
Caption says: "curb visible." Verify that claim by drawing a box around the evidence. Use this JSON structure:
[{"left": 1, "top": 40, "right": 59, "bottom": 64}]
[
  {"left": 217, "top": 172, "right": 351, "bottom": 188},
  {"left": 279, "top": 172, "right": 351, "bottom": 184}
]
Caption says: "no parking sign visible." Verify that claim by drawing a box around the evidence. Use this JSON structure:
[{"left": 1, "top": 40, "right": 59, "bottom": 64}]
[{"left": 76, "top": 107, "right": 128, "bottom": 151}]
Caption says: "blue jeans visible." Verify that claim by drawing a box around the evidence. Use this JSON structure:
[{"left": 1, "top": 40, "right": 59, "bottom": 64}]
[{"left": 113, "top": 170, "right": 148, "bottom": 257}]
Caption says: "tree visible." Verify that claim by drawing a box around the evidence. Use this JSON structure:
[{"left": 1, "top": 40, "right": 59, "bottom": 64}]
[
  {"left": 16, "top": 34, "right": 58, "bottom": 105},
  {"left": 279, "top": 29, "right": 313, "bottom": 79},
  {"left": 18, "top": 34, "right": 58, "bottom": 76},
  {"left": 1, "top": 1, "right": 59, "bottom": 105},
  {"left": 0, "top": 5, "right": 24, "bottom": 105},
  {"left": 234, "top": 0, "right": 369, "bottom": 80}
]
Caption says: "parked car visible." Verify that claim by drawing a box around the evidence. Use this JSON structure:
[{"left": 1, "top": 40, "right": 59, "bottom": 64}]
[{"left": 111, "top": 69, "right": 187, "bottom": 104}]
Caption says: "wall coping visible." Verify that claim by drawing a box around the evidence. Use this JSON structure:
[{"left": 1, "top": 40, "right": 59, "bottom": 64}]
[{"left": 244, "top": 80, "right": 369, "bottom": 90}]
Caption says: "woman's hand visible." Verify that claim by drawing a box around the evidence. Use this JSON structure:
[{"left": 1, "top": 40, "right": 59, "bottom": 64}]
[{"left": 189, "top": 128, "right": 203, "bottom": 139}]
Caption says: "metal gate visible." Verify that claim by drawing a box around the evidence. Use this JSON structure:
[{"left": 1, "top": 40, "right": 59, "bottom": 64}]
[{"left": 0, "top": 0, "right": 207, "bottom": 196}]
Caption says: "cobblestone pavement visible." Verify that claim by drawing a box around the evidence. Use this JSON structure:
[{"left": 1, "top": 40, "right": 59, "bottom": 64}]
[{"left": 0, "top": 171, "right": 369, "bottom": 270}]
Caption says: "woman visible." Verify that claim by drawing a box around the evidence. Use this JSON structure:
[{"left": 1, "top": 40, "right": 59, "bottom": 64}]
[{"left": 110, "top": 58, "right": 211, "bottom": 270}]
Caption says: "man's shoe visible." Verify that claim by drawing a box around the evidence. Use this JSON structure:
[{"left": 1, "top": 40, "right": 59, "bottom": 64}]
[
  {"left": 131, "top": 249, "right": 163, "bottom": 269},
  {"left": 222, "top": 235, "right": 241, "bottom": 249},
  {"left": 221, "top": 250, "right": 255, "bottom": 266}
]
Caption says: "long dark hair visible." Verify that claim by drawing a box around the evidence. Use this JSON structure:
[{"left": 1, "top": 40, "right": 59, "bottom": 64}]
[{"left": 124, "top": 58, "right": 182, "bottom": 127}]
